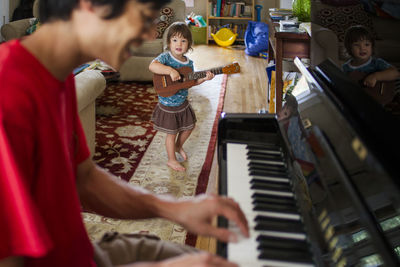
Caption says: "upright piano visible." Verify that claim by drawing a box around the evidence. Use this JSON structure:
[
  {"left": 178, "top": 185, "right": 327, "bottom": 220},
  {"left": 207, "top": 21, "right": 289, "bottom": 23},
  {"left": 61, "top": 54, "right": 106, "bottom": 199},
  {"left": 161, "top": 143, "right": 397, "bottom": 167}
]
[{"left": 217, "top": 58, "right": 400, "bottom": 266}]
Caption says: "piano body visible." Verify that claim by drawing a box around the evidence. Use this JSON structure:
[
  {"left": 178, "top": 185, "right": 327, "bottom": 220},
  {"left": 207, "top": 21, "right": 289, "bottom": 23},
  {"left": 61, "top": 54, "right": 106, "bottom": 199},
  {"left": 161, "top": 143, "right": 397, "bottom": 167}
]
[{"left": 217, "top": 58, "right": 400, "bottom": 266}]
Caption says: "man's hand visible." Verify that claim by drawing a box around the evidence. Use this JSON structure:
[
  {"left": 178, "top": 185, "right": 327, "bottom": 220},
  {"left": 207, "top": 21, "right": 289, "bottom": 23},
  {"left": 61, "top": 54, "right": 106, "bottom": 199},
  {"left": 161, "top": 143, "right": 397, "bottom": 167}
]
[
  {"left": 120, "top": 253, "right": 238, "bottom": 267},
  {"left": 158, "top": 252, "right": 238, "bottom": 267},
  {"left": 169, "top": 194, "right": 249, "bottom": 243}
]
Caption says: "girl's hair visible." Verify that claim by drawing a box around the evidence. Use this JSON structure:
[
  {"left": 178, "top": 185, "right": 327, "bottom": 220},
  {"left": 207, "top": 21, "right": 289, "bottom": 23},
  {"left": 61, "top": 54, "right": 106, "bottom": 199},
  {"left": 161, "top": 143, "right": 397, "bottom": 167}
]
[
  {"left": 165, "top": 22, "right": 193, "bottom": 52},
  {"left": 344, "top": 25, "right": 375, "bottom": 57},
  {"left": 39, "top": 0, "right": 169, "bottom": 23}
]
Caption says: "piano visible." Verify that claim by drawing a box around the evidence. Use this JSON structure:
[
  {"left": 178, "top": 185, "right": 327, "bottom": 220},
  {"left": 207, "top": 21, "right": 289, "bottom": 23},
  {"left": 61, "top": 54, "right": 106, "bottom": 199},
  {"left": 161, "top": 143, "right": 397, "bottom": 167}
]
[{"left": 217, "top": 58, "right": 400, "bottom": 267}]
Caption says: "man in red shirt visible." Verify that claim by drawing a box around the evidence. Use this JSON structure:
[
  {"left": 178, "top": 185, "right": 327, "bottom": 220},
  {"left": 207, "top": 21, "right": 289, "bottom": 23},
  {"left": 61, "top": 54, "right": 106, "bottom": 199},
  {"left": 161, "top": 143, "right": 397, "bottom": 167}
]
[{"left": 0, "top": 0, "right": 248, "bottom": 266}]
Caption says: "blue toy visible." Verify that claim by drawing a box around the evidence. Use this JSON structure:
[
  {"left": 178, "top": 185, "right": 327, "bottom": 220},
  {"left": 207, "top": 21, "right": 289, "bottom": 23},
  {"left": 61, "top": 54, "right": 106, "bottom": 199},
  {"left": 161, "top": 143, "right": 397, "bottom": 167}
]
[
  {"left": 255, "top": 5, "right": 263, "bottom": 22},
  {"left": 244, "top": 21, "right": 269, "bottom": 56}
]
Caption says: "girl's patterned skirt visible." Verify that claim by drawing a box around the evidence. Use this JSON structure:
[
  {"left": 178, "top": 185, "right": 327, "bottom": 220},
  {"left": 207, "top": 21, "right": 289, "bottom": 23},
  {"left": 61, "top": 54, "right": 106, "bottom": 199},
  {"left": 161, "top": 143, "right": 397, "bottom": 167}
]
[{"left": 151, "top": 100, "right": 196, "bottom": 134}]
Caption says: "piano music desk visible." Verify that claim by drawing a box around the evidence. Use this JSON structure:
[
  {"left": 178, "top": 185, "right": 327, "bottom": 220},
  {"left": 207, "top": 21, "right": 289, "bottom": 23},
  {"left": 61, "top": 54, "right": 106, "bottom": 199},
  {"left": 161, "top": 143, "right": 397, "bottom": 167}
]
[{"left": 267, "top": 15, "right": 310, "bottom": 112}]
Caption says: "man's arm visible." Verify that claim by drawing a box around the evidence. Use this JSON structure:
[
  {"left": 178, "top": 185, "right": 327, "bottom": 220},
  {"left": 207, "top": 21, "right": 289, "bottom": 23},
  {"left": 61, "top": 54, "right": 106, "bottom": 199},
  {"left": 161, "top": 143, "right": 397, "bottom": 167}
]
[
  {"left": 76, "top": 158, "right": 171, "bottom": 219},
  {"left": 76, "top": 159, "right": 249, "bottom": 242},
  {"left": 0, "top": 257, "right": 24, "bottom": 267}
]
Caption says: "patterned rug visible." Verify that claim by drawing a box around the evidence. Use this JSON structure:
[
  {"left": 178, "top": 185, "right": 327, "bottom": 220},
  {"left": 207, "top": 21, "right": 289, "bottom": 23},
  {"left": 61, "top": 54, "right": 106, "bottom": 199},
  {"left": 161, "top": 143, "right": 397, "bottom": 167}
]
[{"left": 83, "top": 74, "right": 227, "bottom": 246}]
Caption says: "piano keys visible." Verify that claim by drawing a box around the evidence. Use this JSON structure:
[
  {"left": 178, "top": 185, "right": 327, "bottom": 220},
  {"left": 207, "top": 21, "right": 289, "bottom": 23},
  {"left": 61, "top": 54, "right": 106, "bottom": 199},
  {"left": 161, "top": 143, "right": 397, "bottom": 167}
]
[
  {"left": 226, "top": 142, "right": 314, "bottom": 267},
  {"left": 217, "top": 59, "right": 400, "bottom": 266}
]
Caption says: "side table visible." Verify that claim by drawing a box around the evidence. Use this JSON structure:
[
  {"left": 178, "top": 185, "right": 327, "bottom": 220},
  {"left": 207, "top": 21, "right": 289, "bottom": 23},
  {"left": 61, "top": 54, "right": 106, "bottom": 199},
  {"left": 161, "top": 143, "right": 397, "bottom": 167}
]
[{"left": 267, "top": 16, "right": 310, "bottom": 112}]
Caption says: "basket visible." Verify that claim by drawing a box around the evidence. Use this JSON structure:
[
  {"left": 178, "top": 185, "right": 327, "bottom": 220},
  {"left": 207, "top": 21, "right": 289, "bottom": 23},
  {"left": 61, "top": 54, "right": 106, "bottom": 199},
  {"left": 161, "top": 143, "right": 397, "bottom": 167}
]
[{"left": 190, "top": 26, "right": 207, "bottom": 45}]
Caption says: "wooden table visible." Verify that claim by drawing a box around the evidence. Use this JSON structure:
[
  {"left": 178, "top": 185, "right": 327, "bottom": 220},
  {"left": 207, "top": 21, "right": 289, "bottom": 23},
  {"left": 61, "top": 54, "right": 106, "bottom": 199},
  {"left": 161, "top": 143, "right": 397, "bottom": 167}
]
[{"left": 267, "top": 16, "right": 310, "bottom": 112}]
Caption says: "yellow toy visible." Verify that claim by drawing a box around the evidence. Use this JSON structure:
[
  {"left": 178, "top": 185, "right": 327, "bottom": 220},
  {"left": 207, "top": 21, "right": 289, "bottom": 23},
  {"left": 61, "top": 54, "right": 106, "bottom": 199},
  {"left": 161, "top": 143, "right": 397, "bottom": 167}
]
[{"left": 211, "top": 28, "right": 237, "bottom": 47}]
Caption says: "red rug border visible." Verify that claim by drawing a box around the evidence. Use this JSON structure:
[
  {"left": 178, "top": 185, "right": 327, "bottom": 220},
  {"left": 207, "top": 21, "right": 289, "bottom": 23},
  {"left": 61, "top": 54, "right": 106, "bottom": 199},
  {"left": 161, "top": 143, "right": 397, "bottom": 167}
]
[{"left": 185, "top": 74, "right": 228, "bottom": 247}]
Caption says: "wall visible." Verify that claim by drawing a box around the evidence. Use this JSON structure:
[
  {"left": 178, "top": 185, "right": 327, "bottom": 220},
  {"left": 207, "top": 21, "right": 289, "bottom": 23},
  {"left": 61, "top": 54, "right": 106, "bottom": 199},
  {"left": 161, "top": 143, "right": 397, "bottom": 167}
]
[
  {"left": 0, "top": 0, "right": 10, "bottom": 38},
  {"left": 9, "top": 0, "right": 19, "bottom": 20}
]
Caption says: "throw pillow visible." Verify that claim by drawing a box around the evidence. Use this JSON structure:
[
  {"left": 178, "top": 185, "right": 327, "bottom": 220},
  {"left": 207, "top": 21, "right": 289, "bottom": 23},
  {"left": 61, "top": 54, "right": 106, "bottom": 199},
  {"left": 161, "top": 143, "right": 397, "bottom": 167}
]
[
  {"left": 156, "top": 7, "right": 174, "bottom": 38},
  {"left": 316, "top": 4, "right": 375, "bottom": 42},
  {"left": 26, "top": 18, "right": 40, "bottom": 35}
]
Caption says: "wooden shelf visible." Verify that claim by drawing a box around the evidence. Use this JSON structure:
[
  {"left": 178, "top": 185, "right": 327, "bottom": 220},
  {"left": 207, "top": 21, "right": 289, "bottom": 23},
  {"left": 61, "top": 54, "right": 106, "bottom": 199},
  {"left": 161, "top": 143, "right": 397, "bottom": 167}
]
[{"left": 206, "top": 0, "right": 255, "bottom": 45}]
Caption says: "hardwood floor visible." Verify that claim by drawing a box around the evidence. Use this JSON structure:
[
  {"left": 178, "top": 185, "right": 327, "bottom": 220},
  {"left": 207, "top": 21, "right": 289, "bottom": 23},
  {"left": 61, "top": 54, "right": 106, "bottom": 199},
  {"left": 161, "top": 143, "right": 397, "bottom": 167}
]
[
  {"left": 188, "top": 44, "right": 269, "bottom": 113},
  {"left": 187, "top": 44, "right": 269, "bottom": 253}
]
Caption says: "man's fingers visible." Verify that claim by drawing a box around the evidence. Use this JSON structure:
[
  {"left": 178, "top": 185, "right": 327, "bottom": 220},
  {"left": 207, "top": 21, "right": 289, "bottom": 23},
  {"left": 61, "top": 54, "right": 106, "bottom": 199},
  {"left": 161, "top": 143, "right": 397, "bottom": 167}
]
[
  {"left": 215, "top": 197, "right": 249, "bottom": 238},
  {"left": 197, "top": 223, "right": 234, "bottom": 243}
]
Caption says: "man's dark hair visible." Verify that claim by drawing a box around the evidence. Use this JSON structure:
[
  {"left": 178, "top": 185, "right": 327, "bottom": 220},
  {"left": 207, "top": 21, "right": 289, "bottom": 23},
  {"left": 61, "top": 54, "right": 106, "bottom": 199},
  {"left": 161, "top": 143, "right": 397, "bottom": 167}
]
[
  {"left": 39, "top": 0, "right": 170, "bottom": 23},
  {"left": 344, "top": 25, "right": 375, "bottom": 57}
]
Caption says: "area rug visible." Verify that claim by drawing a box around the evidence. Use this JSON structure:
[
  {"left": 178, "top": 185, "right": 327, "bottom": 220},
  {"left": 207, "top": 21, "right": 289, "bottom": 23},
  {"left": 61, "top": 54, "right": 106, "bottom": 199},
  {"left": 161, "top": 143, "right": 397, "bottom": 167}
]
[{"left": 83, "top": 74, "right": 227, "bottom": 246}]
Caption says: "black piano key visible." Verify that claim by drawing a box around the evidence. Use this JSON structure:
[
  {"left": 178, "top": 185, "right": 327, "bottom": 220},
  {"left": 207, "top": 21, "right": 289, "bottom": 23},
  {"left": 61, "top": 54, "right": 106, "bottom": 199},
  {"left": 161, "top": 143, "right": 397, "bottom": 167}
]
[
  {"left": 253, "top": 202, "right": 299, "bottom": 213},
  {"left": 250, "top": 179, "right": 292, "bottom": 191},
  {"left": 247, "top": 144, "right": 282, "bottom": 152},
  {"left": 256, "top": 235, "right": 310, "bottom": 252},
  {"left": 248, "top": 162, "right": 288, "bottom": 175},
  {"left": 247, "top": 151, "right": 283, "bottom": 161},
  {"left": 254, "top": 216, "right": 304, "bottom": 232},
  {"left": 252, "top": 197, "right": 297, "bottom": 208},
  {"left": 258, "top": 247, "right": 313, "bottom": 263},
  {"left": 252, "top": 193, "right": 296, "bottom": 205},
  {"left": 247, "top": 154, "right": 285, "bottom": 164},
  {"left": 249, "top": 170, "right": 288, "bottom": 179},
  {"left": 251, "top": 182, "right": 293, "bottom": 193}
]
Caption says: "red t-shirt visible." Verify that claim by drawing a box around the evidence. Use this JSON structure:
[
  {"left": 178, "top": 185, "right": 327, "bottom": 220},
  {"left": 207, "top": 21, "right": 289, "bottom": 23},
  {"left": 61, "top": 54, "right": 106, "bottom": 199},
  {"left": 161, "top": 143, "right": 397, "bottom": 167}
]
[{"left": 0, "top": 40, "right": 95, "bottom": 266}]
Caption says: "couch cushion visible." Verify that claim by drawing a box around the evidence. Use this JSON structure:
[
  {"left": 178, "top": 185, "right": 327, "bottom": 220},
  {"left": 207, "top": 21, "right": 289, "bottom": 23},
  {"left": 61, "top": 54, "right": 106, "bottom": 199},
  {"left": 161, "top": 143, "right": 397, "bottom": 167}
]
[
  {"left": 75, "top": 70, "right": 106, "bottom": 112},
  {"left": 129, "top": 39, "right": 164, "bottom": 56}
]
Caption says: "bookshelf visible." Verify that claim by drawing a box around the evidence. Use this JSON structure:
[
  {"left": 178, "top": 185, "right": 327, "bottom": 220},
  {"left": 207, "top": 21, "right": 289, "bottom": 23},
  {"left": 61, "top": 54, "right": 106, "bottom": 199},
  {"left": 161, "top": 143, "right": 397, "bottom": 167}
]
[{"left": 206, "top": 0, "right": 255, "bottom": 44}]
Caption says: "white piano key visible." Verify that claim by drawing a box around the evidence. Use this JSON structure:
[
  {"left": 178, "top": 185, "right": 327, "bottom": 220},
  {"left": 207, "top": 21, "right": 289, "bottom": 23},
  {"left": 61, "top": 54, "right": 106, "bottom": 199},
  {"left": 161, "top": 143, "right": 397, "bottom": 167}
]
[
  {"left": 226, "top": 143, "right": 313, "bottom": 267},
  {"left": 251, "top": 175, "right": 290, "bottom": 183},
  {"left": 250, "top": 159, "right": 285, "bottom": 166},
  {"left": 256, "top": 230, "right": 306, "bottom": 240},
  {"left": 252, "top": 189, "right": 294, "bottom": 198},
  {"left": 253, "top": 210, "right": 301, "bottom": 221}
]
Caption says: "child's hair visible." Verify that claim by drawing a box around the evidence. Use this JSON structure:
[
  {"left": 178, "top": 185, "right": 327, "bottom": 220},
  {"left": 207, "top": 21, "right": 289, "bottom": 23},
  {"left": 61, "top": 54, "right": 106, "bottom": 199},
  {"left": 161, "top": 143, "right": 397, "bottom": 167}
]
[
  {"left": 284, "top": 94, "right": 298, "bottom": 116},
  {"left": 344, "top": 25, "right": 375, "bottom": 57},
  {"left": 165, "top": 22, "right": 193, "bottom": 52}
]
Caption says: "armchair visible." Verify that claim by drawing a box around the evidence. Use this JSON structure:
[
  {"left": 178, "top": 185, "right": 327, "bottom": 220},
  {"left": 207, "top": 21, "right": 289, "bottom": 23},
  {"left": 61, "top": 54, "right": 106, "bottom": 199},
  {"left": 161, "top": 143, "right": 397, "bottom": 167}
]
[
  {"left": 1, "top": 0, "right": 39, "bottom": 41},
  {"left": 118, "top": 0, "right": 186, "bottom": 81}
]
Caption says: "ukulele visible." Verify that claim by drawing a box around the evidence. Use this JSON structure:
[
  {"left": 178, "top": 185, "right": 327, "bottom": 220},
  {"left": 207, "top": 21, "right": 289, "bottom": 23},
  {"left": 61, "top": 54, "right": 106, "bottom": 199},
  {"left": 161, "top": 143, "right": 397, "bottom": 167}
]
[
  {"left": 153, "top": 63, "right": 240, "bottom": 97},
  {"left": 349, "top": 71, "right": 396, "bottom": 106}
]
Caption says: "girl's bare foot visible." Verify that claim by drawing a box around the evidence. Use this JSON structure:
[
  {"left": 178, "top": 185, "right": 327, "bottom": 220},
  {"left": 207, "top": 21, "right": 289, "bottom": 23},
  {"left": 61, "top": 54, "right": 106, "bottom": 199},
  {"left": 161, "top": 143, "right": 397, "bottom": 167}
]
[
  {"left": 176, "top": 147, "right": 187, "bottom": 161},
  {"left": 167, "top": 160, "right": 185, "bottom": 172}
]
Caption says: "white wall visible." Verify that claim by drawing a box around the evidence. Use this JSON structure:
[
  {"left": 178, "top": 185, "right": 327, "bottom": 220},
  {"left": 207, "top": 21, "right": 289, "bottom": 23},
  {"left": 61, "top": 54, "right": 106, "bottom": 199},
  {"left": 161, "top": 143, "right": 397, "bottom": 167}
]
[
  {"left": 0, "top": 0, "right": 10, "bottom": 39},
  {"left": 279, "top": 0, "right": 292, "bottom": 9}
]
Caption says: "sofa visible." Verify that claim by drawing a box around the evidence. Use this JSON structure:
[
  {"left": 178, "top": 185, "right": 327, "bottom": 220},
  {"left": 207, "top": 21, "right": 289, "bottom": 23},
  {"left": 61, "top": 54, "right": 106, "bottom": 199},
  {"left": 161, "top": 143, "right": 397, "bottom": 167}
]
[
  {"left": 75, "top": 70, "right": 106, "bottom": 155},
  {"left": 1, "top": 1, "right": 106, "bottom": 156},
  {"left": 311, "top": 0, "right": 400, "bottom": 68},
  {"left": 118, "top": 0, "right": 186, "bottom": 81}
]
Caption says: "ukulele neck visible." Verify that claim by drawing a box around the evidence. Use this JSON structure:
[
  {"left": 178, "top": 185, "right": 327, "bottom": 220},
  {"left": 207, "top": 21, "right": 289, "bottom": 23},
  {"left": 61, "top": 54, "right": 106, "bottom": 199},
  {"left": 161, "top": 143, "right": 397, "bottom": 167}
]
[{"left": 188, "top": 67, "right": 223, "bottom": 80}]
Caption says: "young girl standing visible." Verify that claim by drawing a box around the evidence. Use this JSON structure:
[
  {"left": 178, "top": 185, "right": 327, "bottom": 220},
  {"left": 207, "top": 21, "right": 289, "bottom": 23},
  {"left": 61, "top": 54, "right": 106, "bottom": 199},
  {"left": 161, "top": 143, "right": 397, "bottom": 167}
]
[{"left": 149, "top": 22, "right": 214, "bottom": 171}]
